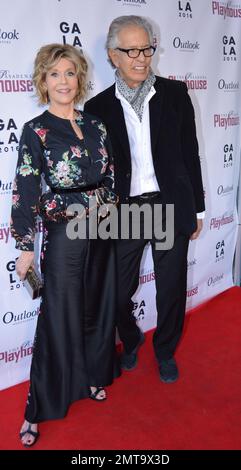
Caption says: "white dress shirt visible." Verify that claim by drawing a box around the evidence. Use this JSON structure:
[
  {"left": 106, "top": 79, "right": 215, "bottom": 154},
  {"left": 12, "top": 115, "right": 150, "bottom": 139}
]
[
  {"left": 115, "top": 84, "right": 204, "bottom": 219},
  {"left": 115, "top": 84, "right": 159, "bottom": 196}
]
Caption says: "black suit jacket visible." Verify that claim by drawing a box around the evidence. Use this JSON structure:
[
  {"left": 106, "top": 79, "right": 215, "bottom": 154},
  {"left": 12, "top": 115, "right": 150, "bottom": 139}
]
[{"left": 84, "top": 76, "right": 205, "bottom": 235}]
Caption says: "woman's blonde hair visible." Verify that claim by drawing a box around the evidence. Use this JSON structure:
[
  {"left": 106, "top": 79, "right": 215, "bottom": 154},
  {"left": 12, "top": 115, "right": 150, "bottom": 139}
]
[{"left": 33, "top": 43, "right": 88, "bottom": 105}]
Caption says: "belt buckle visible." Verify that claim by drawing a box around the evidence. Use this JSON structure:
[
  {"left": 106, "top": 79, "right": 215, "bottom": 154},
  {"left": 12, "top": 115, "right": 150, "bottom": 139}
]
[
  {"left": 140, "top": 194, "right": 150, "bottom": 200},
  {"left": 140, "top": 192, "right": 159, "bottom": 200}
]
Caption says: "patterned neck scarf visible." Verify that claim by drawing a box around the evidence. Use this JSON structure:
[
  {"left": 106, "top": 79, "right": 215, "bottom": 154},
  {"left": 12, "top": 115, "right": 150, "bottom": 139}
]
[{"left": 115, "top": 69, "right": 156, "bottom": 121}]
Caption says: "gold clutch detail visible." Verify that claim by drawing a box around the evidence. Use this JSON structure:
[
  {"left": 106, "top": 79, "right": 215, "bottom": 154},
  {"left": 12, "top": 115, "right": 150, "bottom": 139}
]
[{"left": 24, "top": 267, "right": 43, "bottom": 299}]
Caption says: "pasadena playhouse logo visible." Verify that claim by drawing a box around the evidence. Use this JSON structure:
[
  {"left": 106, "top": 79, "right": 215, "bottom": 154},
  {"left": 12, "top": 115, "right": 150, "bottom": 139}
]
[
  {"left": 169, "top": 73, "right": 207, "bottom": 90},
  {"left": 0, "top": 342, "right": 33, "bottom": 364},
  {"left": 187, "top": 285, "right": 198, "bottom": 298},
  {"left": 0, "top": 28, "right": 19, "bottom": 44},
  {"left": 172, "top": 36, "right": 199, "bottom": 52},
  {"left": 0, "top": 219, "right": 43, "bottom": 245},
  {"left": 212, "top": 1, "right": 241, "bottom": 18},
  {"left": 139, "top": 270, "right": 155, "bottom": 284},
  {"left": 210, "top": 212, "right": 234, "bottom": 230},
  {"left": 0, "top": 222, "right": 11, "bottom": 245},
  {"left": 214, "top": 111, "right": 239, "bottom": 129},
  {"left": 0, "top": 70, "right": 33, "bottom": 93}
]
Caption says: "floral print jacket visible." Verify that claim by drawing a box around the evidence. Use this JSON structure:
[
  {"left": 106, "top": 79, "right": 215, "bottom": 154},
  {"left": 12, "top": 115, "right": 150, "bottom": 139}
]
[{"left": 11, "top": 110, "right": 115, "bottom": 251}]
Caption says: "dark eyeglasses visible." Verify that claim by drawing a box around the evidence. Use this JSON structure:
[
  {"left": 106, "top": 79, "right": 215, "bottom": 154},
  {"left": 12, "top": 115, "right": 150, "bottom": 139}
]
[{"left": 115, "top": 46, "right": 156, "bottom": 58}]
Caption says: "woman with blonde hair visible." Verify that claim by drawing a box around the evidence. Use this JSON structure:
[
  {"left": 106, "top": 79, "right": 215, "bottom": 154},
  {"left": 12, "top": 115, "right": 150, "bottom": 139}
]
[{"left": 11, "top": 43, "right": 119, "bottom": 447}]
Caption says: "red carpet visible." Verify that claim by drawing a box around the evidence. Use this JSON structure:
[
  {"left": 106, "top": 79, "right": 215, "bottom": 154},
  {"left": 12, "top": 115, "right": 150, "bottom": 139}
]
[{"left": 1, "top": 286, "right": 241, "bottom": 450}]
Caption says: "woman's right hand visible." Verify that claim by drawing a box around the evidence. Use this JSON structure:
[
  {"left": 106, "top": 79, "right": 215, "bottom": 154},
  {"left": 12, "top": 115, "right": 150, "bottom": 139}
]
[{"left": 16, "top": 251, "right": 35, "bottom": 280}]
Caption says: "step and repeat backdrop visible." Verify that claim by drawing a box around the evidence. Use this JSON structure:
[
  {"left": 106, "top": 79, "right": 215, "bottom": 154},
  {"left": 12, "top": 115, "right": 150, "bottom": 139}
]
[{"left": 0, "top": 0, "right": 240, "bottom": 389}]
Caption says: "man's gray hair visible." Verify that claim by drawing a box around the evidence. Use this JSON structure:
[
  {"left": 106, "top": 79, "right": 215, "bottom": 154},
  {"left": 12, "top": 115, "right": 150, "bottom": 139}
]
[{"left": 106, "top": 15, "right": 154, "bottom": 50}]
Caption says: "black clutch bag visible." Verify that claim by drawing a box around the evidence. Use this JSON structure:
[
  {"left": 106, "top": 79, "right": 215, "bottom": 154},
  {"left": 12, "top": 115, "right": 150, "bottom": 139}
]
[{"left": 24, "top": 267, "right": 43, "bottom": 299}]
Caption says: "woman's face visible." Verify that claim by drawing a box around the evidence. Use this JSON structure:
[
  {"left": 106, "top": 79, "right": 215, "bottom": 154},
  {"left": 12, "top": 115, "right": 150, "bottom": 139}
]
[{"left": 45, "top": 57, "right": 78, "bottom": 107}]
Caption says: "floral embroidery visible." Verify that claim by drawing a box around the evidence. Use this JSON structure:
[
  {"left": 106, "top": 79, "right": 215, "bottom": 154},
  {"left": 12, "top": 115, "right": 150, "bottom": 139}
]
[
  {"left": 38, "top": 192, "right": 67, "bottom": 222},
  {"left": 12, "top": 193, "right": 20, "bottom": 209},
  {"left": 18, "top": 145, "right": 40, "bottom": 177},
  {"left": 91, "top": 119, "right": 107, "bottom": 138},
  {"left": 48, "top": 151, "right": 84, "bottom": 188},
  {"left": 70, "top": 145, "right": 88, "bottom": 159},
  {"left": 40, "top": 227, "right": 49, "bottom": 263},
  {"left": 75, "top": 112, "right": 84, "bottom": 125},
  {"left": 98, "top": 147, "right": 108, "bottom": 158},
  {"left": 30, "top": 123, "right": 49, "bottom": 145},
  {"left": 100, "top": 161, "right": 108, "bottom": 175},
  {"left": 44, "top": 149, "right": 53, "bottom": 167},
  {"left": 96, "top": 146, "right": 108, "bottom": 174},
  {"left": 11, "top": 111, "right": 115, "bottom": 250},
  {"left": 10, "top": 226, "right": 36, "bottom": 251},
  {"left": 108, "top": 164, "right": 114, "bottom": 178}
]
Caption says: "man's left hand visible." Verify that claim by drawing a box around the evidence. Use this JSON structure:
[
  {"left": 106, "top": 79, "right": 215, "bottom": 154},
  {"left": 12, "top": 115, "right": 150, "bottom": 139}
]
[{"left": 190, "top": 219, "right": 203, "bottom": 240}]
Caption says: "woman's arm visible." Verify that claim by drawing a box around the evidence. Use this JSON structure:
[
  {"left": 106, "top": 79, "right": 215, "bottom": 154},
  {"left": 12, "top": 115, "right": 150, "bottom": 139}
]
[{"left": 11, "top": 122, "right": 43, "bottom": 277}]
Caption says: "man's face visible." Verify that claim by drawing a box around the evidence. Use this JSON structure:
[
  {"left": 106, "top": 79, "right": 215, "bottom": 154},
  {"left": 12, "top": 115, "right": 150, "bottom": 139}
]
[{"left": 109, "top": 25, "right": 152, "bottom": 88}]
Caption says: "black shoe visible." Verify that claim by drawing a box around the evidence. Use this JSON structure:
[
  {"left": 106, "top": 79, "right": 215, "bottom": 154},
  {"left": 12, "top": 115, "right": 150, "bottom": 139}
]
[
  {"left": 159, "top": 357, "right": 179, "bottom": 383},
  {"left": 121, "top": 330, "right": 145, "bottom": 371},
  {"left": 89, "top": 386, "right": 107, "bottom": 402},
  {"left": 19, "top": 424, "right": 40, "bottom": 447}
]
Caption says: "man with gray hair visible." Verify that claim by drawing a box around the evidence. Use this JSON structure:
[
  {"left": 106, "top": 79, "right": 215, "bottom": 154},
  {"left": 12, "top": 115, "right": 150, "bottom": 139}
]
[{"left": 85, "top": 15, "right": 205, "bottom": 383}]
